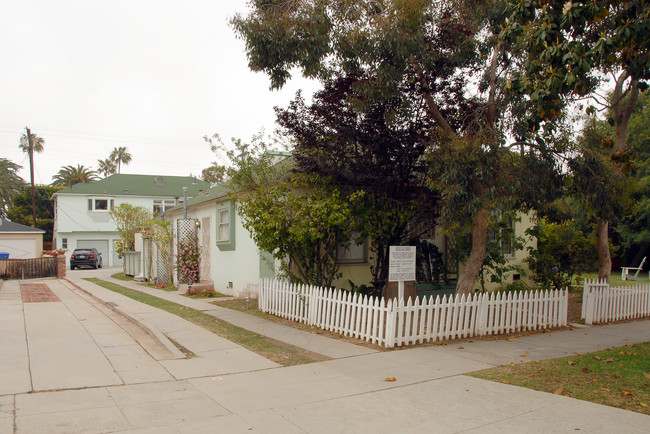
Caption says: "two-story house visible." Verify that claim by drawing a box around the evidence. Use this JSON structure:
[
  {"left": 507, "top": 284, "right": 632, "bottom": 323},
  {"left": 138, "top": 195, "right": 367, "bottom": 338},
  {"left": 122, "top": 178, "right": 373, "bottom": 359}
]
[{"left": 52, "top": 174, "right": 210, "bottom": 267}]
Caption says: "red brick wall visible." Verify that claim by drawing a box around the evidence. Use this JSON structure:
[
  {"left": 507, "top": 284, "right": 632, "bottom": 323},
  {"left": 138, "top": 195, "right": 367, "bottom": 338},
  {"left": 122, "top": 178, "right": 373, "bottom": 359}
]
[{"left": 57, "top": 256, "right": 66, "bottom": 278}]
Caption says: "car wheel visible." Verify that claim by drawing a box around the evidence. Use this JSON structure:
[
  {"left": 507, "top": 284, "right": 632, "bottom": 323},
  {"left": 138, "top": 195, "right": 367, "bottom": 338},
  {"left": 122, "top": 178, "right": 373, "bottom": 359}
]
[
  {"left": 93, "top": 261, "right": 98, "bottom": 269},
  {"left": 71, "top": 265, "right": 75, "bottom": 270}
]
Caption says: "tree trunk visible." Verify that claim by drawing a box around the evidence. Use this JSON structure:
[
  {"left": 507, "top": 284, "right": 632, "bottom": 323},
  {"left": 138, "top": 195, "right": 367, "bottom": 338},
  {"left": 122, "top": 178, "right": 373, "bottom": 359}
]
[
  {"left": 594, "top": 72, "right": 638, "bottom": 281},
  {"left": 456, "top": 206, "right": 489, "bottom": 295},
  {"left": 596, "top": 218, "right": 611, "bottom": 281}
]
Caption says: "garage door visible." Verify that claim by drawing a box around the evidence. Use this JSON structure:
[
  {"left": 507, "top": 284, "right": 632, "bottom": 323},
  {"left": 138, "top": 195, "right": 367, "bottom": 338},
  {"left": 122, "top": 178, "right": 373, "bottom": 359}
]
[
  {"left": 77, "top": 240, "right": 109, "bottom": 266},
  {"left": 0, "top": 238, "right": 37, "bottom": 259}
]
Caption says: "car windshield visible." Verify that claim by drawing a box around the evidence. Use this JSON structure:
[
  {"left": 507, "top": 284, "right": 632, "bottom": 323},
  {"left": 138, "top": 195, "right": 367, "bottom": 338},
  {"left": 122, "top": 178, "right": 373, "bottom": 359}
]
[{"left": 74, "top": 250, "right": 93, "bottom": 254}]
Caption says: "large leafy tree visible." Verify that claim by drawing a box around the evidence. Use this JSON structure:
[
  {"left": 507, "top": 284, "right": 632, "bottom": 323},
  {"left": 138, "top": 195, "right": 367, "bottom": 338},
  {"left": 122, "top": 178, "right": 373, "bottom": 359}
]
[
  {"left": 618, "top": 90, "right": 650, "bottom": 250},
  {"left": 502, "top": 0, "right": 650, "bottom": 279},
  {"left": 109, "top": 146, "right": 132, "bottom": 174},
  {"left": 233, "top": 0, "right": 562, "bottom": 294},
  {"left": 217, "top": 134, "right": 360, "bottom": 287},
  {"left": 0, "top": 158, "right": 25, "bottom": 219},
  {"left": 201, "top": 163, "right": 227, "bottom": 184},
  {"left": 275, "top": 75, "right": 439, "bottom": 289},
  {"left": 51, "top": 165, "right": 98, "bottom": 187},
  {"left": 110, "top": 203, "right": 151, "bottom": 260},
  {"left": 6, "top": 185, "right": 63, "bottom": 241},
  {"left": 572, "top": 90, "right": 650, "bottom": 261}
]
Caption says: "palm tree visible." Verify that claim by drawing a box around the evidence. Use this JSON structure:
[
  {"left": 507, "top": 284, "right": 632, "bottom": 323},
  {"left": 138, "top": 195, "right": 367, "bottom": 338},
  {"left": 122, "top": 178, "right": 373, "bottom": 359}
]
[
  {"left": 97, "top": 158, "right": 117, "bottom": 177},
  {"left": 51, "top": 165, "right": 98, "bottom": 187},
  {"left": 19, "top": 128, "right": 45, "bottom": 227},
  {"left": 109, "top": 147, "right": 132, "bottom": 174},
  {"left": 0, "top": 158, "right": 25, "bottom": 219}
]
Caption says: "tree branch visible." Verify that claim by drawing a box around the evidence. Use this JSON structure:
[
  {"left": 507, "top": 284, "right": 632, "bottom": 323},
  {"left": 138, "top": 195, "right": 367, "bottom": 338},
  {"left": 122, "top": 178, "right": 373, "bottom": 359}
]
[{"left": 410, "top": 59, "right": 458, "bottom": 140}]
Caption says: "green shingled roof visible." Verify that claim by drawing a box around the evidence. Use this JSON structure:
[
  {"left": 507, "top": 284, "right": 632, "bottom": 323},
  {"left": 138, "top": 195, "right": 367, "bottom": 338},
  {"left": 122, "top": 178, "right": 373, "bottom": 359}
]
[{"left": 53, "top": 174, "right": 211, "bottom": 198}]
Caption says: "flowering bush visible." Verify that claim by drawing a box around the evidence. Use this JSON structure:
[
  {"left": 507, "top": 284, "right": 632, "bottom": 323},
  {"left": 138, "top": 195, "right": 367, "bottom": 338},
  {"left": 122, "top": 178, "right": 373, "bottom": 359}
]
[
  {"left": 177, "top": 235, "right": 200, "bottom": 284},
  {"left": 185, "top": 286, "right": 217, "bottom": 297}
]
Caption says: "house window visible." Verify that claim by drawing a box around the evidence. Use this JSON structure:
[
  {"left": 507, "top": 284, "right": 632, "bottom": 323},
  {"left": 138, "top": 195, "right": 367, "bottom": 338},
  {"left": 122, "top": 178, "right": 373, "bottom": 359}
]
[
  {"left": 88, "top": 197, "right": 114, "bottom": 212},
  {"left": 338, "top": 233, "right": 367, "bottom": 264},
  {"left": 153, "top": 199, "right": 177, "bottom": 215},
  {"left": 216, "top": 201, "right": 235, "bottom": 251},
  {"left": 488, "top": 215, "right": 515, "bottom": 256},
  {"left": 62, "top": 238, "right": 68, "bottom": 249},
  {"left": 218, "top": 209, "right": 230, "bottom": 241}
]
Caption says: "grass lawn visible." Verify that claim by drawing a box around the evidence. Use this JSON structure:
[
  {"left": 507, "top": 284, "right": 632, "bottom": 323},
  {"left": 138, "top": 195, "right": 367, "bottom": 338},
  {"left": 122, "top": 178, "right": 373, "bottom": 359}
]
[
  {"left": 468, "top": 342, "right": 650, "bottom": 415},
  {"left": 577, "top": 271, "right": 650, "bottom": 287},
  {"left": 84, "top": 277, "right": 329, "bottom": 366}
]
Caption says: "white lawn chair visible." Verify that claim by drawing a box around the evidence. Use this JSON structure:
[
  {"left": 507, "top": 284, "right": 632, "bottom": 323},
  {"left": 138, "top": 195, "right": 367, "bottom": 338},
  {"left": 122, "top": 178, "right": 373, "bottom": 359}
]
[{"left": 621, "top": 256, "right": 646, "bottom": 281}]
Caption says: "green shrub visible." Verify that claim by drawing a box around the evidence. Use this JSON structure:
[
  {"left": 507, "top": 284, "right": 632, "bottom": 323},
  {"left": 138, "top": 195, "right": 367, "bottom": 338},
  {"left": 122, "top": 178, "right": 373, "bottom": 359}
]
[{"left": 526, "top": 218, "right": 596, "bottom": 289}]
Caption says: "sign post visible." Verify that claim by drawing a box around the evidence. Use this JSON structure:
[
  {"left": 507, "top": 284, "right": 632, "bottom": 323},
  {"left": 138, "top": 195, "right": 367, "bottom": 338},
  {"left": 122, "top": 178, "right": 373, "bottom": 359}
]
[{"left": 388, "top": 246, "right": 416, "bottom": 302}]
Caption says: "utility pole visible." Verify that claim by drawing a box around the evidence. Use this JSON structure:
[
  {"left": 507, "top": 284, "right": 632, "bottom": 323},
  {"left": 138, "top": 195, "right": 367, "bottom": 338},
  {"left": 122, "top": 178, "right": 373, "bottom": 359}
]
[{"left": 25, "top": 127, "right": 37, "bottom": 228}]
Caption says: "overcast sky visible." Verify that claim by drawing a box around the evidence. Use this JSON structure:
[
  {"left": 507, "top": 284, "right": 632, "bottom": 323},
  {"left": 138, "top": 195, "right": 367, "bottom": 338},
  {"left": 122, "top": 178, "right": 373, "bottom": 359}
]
[{"left": 0, "top": 0, "right": 319, "bottom": 184}]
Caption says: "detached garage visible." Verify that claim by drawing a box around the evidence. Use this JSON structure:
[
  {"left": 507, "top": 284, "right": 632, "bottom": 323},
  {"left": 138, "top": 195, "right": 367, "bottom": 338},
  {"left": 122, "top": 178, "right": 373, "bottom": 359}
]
[{"left": 0, "top": 219, "right": 45, "bottom": 259}]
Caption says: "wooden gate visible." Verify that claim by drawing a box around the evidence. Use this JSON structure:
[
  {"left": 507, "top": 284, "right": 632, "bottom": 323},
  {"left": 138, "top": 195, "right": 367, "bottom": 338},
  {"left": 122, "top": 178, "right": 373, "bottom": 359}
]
[{"left": 0, "top": 258, "right": 58, "bottom": 280}]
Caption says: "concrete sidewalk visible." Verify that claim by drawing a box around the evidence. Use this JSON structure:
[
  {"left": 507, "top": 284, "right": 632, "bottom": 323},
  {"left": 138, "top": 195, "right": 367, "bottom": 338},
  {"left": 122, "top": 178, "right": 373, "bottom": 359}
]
[
  {"left": 1, "top": 271, "right": 648, "bottom": 433},
  {"left": 66, "top": 267, "right": 376, "bottom": 359}
]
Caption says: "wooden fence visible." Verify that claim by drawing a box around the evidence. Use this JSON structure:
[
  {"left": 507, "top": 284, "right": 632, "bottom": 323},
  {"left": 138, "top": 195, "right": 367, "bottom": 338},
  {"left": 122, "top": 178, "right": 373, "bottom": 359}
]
[
  {"left": 582, "top": 279, "right": 650, "bottom": 325},
  {"left": 259, "top": 278, "right": 568, "bottom": 348},
  {"left": 0, "top": 258, "right": 58, "bottom": 280}
]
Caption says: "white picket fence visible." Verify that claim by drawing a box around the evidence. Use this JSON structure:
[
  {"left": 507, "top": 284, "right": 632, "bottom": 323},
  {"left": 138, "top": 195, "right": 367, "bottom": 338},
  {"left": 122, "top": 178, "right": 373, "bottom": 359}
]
[
  {"left": 258, "top": 278, "right": 568, "bottom": 348},
  {"left": 582, "top": 279, "right": 650, "bottom": 325}
]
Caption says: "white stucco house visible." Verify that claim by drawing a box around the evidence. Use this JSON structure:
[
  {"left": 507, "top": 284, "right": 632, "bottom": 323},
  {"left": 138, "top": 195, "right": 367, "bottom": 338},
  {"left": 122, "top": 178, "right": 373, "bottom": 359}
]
[
  {"left": 163, "top": 183, "right": 276, "bottom": 296},
  {"left": 52, "top": 174, "right": 210, "bottom": 268},
  {"left": 0, "top": 218, "right": 45, "bottom": 259}
]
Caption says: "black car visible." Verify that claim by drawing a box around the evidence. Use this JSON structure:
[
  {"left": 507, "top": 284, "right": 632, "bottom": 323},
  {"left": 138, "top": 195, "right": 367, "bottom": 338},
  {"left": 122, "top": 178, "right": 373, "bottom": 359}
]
[{"left": 70, "top": 248, "right": 103, "bottom": 270}]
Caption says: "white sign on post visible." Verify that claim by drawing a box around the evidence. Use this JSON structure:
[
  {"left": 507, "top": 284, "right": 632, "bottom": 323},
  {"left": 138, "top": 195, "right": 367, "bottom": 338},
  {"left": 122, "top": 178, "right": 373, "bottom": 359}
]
[{"left": 388, "top": 246, "right": 416, "bottom": 302}]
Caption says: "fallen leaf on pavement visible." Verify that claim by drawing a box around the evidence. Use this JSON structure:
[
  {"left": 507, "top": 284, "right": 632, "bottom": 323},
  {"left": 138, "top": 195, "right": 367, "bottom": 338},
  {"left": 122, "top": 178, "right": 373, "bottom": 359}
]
[
  {"left": 176, "top": 388, "right": 186, "bottom": 392},
  {"left": 521, "top": 353, "right": 528, "bottom": 357},
  {"left": 458, "top": 346, "right": 464, "bottom": 349},
  {"left": 502, "top": 380, "right": 510, "bottom": 384},
  {"left": 572, "top": 352, "right": 581, "bottom": 355},
  {"left": 384, "top": 377, "right": 396, "bottom": 382},
  {"left": 506, "top": 338, "right": 514, "bottom": 342}
]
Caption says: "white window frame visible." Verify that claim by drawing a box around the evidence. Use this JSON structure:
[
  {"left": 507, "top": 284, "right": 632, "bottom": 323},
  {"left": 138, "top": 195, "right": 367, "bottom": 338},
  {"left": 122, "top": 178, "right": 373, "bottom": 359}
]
[
  {"left": 338, "top": 232, "right": 368, "bottom": 264},
  {"left": 88, "top": 197, "right": 114, "bottom": 212},
  {"left": 153, "top": 199, "right": 177, "bottom": 215},
  {"left": 216, "top": 201, "right": 236, "bottom": 251},
  {"left": 217, "top": 208, "right": 230, "bottom": 242}
]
